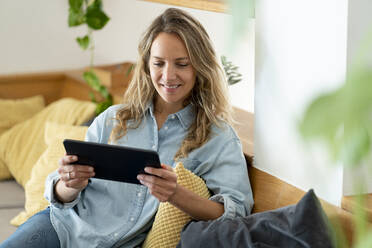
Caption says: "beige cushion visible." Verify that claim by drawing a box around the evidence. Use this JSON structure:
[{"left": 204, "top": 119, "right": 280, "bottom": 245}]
[
  {"left": 0, "top": 98, "right": 95, "bottom": 186},
  {"left": 0, "top": 95, "right": 45, "bottom": 180},
  {"left": 142, "top": 162, "right": 211, "bottom": 248},
  {"left": 10, "top": 122, "right": 88, "bottom": 226}
]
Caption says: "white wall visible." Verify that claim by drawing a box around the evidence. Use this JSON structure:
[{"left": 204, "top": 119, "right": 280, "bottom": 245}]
[
  {"left": 255, "top": 0, "right": 348, "bottom": 206},
  {"left": 0, "top": 0, "right": 254, "bottom": 112},
  {"left": 343, "top": 0, "right": 372, "bottom": 195}
]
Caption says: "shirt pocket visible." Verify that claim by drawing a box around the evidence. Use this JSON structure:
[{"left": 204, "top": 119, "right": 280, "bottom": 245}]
[{"left": 179, "top": 158, "right": 202, "bottom": 173}]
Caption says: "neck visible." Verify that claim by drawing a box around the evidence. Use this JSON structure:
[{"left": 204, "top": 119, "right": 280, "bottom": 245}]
[{"left": 154, "top": 98, "right": 184, "bottom": 116}]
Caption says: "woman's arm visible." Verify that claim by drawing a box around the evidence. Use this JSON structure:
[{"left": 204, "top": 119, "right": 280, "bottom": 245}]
[
  {"left": 137, "top": 164, "right": 224, "bottom": 221},
  {"left": 169, "top": 183, "right": 224, "bottom": 220}
]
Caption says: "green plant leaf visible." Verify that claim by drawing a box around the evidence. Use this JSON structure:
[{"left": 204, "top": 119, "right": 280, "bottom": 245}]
[
  {"left": 85, "top": 0, "right": 109, "bottom": 30},
  {"left": 83, "top": 71, "right": 101, "bottom": 91},
  {"left": 341, "top": 125, "right": 370, "bottom": 166},
  {"left": 95, "top": 97, "right": 113, "bottom": 115},
  {"left": 83, "top": 70, "right": 112, "bottom": 101},
  {"left": 69, "top": 0, "right": 84, "bottom": 11},
  {"left": 68, "top": 8, "right": 85, "bottom": 27},
  {"left": 126, "top": 64, "right": 135, "bottom": 76},
  {"left": 76, "top": 35, "right": 90, "bottom": 50},
  {"left": 221, "top": 55, "right": 242, "bottom": 85},
  {"left": 89, "top": 92, "right": 97, "bottom": 103}
]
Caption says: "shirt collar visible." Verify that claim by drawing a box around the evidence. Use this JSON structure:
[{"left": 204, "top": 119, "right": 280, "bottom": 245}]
[{"left": 146, "top": 101, "right": 195, "bottom": 130}]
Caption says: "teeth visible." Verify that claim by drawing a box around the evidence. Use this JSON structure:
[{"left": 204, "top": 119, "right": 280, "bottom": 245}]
[{"left": 163, "top": 84, "right": 180, "bottom": 89}]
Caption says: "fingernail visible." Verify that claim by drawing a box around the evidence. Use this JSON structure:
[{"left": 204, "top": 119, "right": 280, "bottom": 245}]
[
  {"left": 137, "top": 175, "right": 143, "bottom": 180},
  {"left": 144, "top": 167, "right": 149, "bottom": 172},
  {"left": 89, "top": 167, "right": 94, "bottom": 172}
]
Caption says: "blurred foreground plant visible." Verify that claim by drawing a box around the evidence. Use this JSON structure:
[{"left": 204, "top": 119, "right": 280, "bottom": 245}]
[{"left": 299, "top": 28, "right": 372, "bottom": 247}]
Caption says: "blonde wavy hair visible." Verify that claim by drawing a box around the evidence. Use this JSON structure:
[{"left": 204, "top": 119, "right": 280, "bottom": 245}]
[{"left": 111, "top": 8, "right": 233, "bottom": 160}]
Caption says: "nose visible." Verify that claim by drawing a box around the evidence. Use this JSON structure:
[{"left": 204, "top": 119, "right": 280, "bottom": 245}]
[{"left": 162, "top": 64, "right": 176, "bottom": 82}]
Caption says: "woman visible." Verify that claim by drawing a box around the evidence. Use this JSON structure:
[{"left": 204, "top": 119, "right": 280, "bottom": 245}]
[{"left": 1, "top": 8, "right": 253, "bottom": 248}]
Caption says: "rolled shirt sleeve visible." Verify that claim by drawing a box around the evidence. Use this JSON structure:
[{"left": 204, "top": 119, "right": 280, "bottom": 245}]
[
  {"left": 44, "top": 170, "right": 82, "bottom": 209},
  {"left": 201, "top": 137, "right": 254, "bottom": 220}
]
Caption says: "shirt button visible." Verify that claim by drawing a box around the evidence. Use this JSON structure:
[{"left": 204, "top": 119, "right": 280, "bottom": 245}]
[
  {"left": 164, "top": 126, "right": 168, "bottom": 130},
  {"left": 114, "top": 233, "right": 118, "bottom": 237},
  {"left": 130, "top": 217, "right": 135, "bottom": 222},
  {"left": 171, "top": 115, "right": 175, "bottom": 119},
  {"left": 137, "top": 192, "right": 142, "bottom": 197},
  {"left": 152, "top": 145, "right": 156, "bottom": 149}
]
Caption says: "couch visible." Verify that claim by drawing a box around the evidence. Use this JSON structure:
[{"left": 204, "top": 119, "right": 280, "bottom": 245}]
[{"left": 0, "top": 64, "right": 354, "bottom": 246}]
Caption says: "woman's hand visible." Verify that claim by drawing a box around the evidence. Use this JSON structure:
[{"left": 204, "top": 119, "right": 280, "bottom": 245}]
[
  {"left": 137, "top": 164, "right": 178, "bottom": 202},
  {"left": 54, "top": 155, "right": 95, "bottom": 203},
  {"left": 57, "top": 155, "right": 95, "bottom": 190}
]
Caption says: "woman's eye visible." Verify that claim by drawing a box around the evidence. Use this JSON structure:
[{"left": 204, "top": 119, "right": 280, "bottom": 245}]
[
  {"left": 153, "top": 62, "right": 164, "bottom": 67},
  {"left": 177, "top": 63, "right": 189, "bottom": 67}
]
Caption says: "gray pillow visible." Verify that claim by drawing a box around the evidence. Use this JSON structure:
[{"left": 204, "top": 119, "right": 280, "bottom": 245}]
[{"left": 177, "top": 190, "right": 334, "bottom": 248}]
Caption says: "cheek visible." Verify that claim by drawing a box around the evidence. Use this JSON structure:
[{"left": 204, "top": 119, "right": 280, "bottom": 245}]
[
  {"left": 149, "top": 68, "right": 160, "bottom": 83},
  {"left": 185, "top": 70, "right": 196, "bottom": 86}
]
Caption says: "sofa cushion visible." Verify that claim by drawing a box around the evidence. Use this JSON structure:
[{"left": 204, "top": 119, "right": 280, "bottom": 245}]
[
  {"left": 177, "top": 190, "right": 334, "bottom": 248},
  {"left": 0, "top": 98, "right": 95, "bottom": 186},
  {"left": 0, "top": 95, "right": 45, "bottom": 180},
  {"left": 142, "top": 162, "right": 211, "bottom": 248},
  {"left": 10, "top": 122, "right": 88, "bottom": 226},
  {"left": 0, "top": 95, "right": 45, "bottom": 136}
]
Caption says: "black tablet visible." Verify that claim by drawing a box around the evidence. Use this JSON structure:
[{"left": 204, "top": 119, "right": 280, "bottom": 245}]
[{"left": 63, "top": 139, "right": 161, "bottom": 184}]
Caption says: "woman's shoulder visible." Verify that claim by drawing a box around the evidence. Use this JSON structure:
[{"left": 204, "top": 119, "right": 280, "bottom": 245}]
[{"left": 210, "top": 120, "right": 240, "bottom": 143}]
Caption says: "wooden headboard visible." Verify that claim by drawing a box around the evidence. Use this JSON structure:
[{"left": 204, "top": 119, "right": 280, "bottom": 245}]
[{"left": 0, "top": 64, "right": 354, "bottom": 246}]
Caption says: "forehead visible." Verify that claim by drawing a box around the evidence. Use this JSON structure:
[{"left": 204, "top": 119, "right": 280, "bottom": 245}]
[{"left": 150, "top": 32, "right": 189, "bottom": 59}]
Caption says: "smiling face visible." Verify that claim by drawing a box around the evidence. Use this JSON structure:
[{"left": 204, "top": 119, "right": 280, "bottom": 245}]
[{"left": 149, "top": 32, "right": 196, "bottom": 113}]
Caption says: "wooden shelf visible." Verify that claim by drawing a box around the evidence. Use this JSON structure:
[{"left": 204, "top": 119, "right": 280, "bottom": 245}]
[
  {"left": 342, "top": 194, "right": 372, "bottom": 222},
  {"left": 141, "top": 0, "right": 227, "bottom": 13}
]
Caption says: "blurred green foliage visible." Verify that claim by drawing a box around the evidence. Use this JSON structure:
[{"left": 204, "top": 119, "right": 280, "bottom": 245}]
[
  {"left": 298, "top": 23, "right": 372, "bottom": 248},
  {"left": 299, "top": 66, "right": 372, "bottom": 166}
]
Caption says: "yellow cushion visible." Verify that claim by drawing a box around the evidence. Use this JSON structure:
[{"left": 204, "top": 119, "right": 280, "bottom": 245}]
[
  {"left": 0, "top": 98, "right": 95, "bottom": 185},
  {"left": 0, "top": 95, "right": 45, "bottom": 135},
  {"left": 142, "top": 162, "right": 211, "bottom": 248},
  {"left": 0, "top": 95, "right": 45, "bottom": 180},
  {"left": 10, "top": 122, "right": 88, "bottom": 226}
]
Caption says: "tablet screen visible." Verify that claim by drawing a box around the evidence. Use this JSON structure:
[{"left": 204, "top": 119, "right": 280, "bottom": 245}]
[{"left": 63, "top": 139, "right": 161, "bottom": 184}]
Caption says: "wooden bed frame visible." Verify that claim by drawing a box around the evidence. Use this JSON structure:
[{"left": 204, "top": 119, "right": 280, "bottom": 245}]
[{"left": 0, "top": 63, "right": 354, "bottom": 246}]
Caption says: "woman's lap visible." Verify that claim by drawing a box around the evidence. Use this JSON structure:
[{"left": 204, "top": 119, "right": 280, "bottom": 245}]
[{"left": 0, "top": 208, "right": 60, "bottom": 248}]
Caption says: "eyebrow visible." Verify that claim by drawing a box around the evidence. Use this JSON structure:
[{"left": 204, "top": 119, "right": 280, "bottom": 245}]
[{"left": 153, "top": 56, "right": 189, "bottom": 61}]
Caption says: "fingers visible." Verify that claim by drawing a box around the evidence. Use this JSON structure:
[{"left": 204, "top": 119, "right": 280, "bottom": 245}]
[
  {"left": 138, "top": 176, "right": 176, "bottom": 202},
  {"left": 59, "top": 155, "right": 77, "bottom": 166},
  {"left": 57, "top": 155, "right": 95, "bottom": 189},
  {"left": 144, "top": 166, "right": 175, "bottom": 180},
  {"left": 138, "top": 164, "right": 178, "bottom": 202},
  {"left": 60, "top": 170, "right": 95, "bottom": 181}
]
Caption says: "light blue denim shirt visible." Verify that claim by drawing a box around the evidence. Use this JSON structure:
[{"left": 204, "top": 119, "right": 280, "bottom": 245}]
[{"left": 44, "top": 103, "right": 253, "bottom": 248}]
